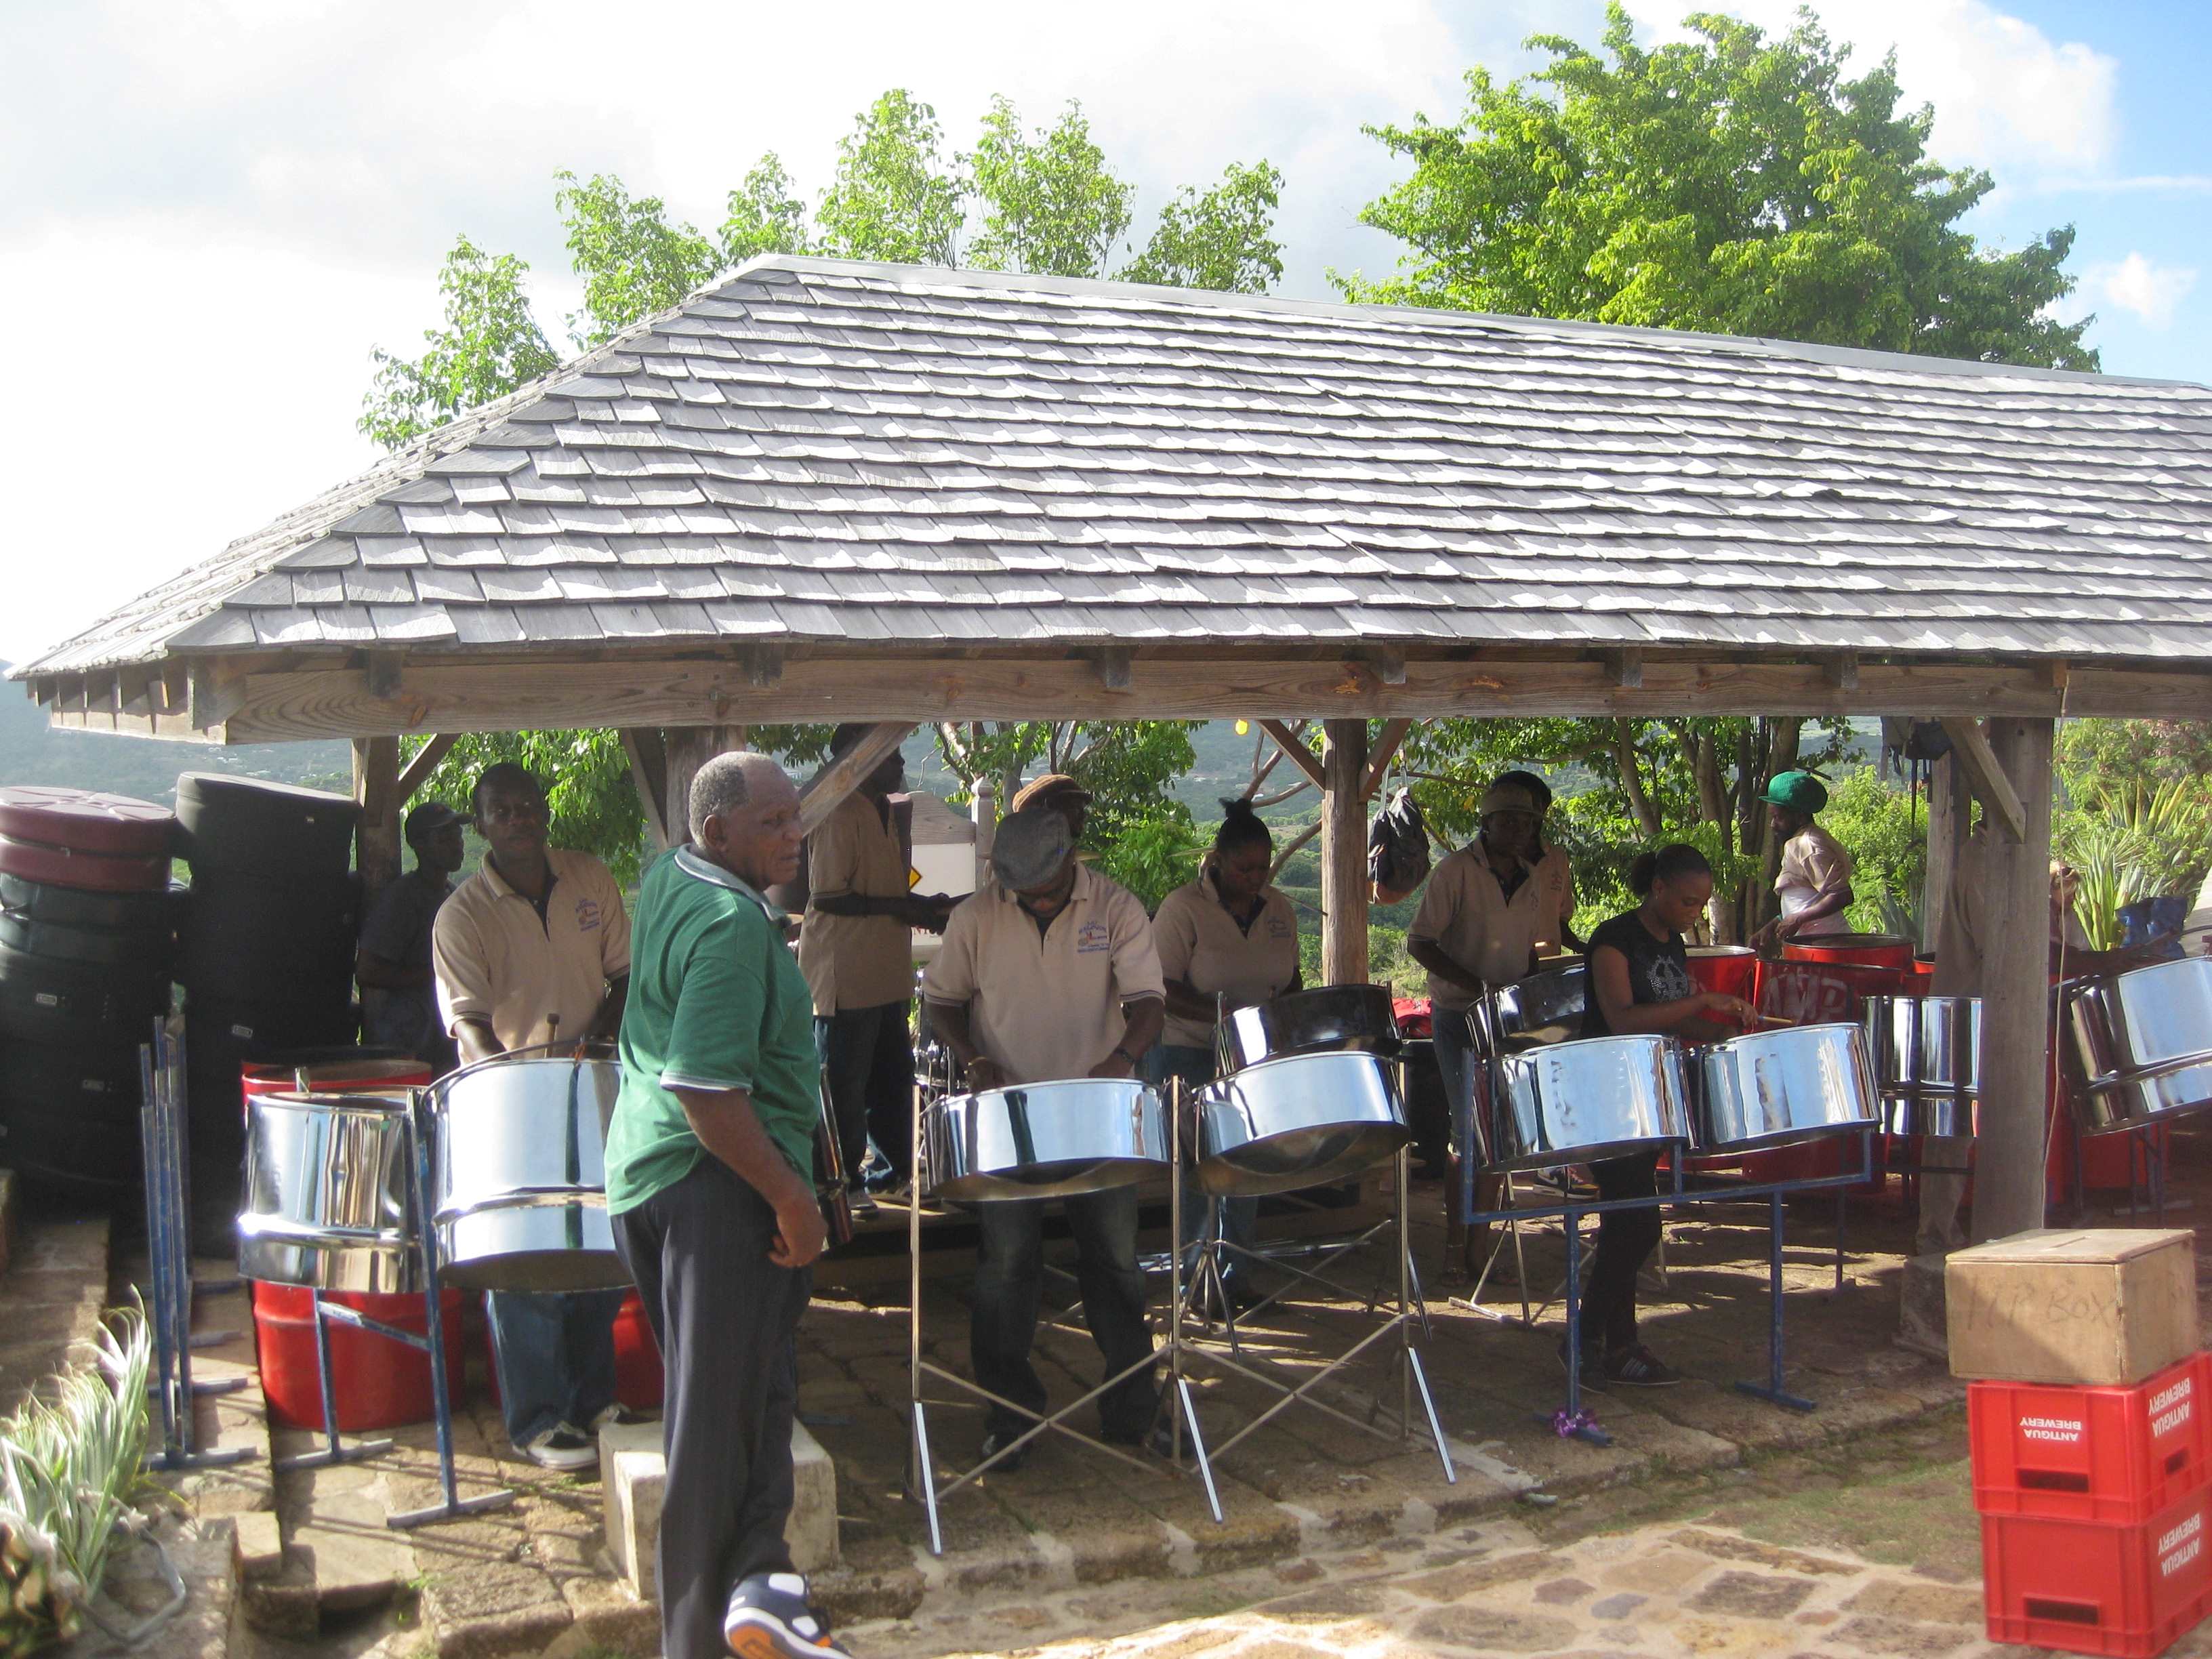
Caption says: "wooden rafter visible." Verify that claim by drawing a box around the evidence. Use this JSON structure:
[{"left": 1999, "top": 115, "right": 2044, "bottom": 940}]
[
  {"left": 1258, "top": 719, "right": 1324, "bottom": 790},
  {"left": 798, "top": 722, "right": 916, "bottom": 836},
  {"left": 1938, "top": 716, "right": 2029, "bottom": 844}
]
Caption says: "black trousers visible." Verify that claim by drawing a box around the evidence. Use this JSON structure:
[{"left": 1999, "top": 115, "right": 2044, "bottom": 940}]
[
  {"left": 815, "top": 1000, "right": 914, "bottom": 1182},
  {"left": 1577, "top": 1151, "right": 1662, "bottom": 1354},
  {"left": 612, "top": 1158, "right": 812, "bottom": 1659}
]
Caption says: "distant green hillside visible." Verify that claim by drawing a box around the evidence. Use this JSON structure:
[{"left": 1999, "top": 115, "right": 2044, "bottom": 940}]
[{"left": 0, "top": 665, "right": 352, "bottom": 804}]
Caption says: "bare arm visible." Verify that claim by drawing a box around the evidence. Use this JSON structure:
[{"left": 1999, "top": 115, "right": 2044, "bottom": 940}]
[
  {"left": 1406, "top": 938, "right": 1487, "bottom": 996},
  {"left": 1162, "top": 976, "right": 1218, "bottom": 1025},
  {"left": 926, "top": 999, "right": 1006, "bottom": 1093},
  {"left": 454, "top": 1018, "right": 504, "bottom": 1067},
  {"left": 813, "top": 892, "right": 956, "bottom": 933},
  {"left": 582, "top": 975, "right": 630, "bottom": 1044},
  {"left": 671, "top": 1084, "right": 827, "bottom": 1268},
  {"left": 1092, "top": 998, "right": 1164, "bottom": 1080}
]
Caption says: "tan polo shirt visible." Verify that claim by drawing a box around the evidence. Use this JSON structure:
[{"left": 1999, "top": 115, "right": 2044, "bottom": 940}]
[
  {"left": 433, "top": 848, "right": 632, "bottom": 1050},
  {"left": 1153, "top": 869, "right": 1300, "bottom": 1048},
  {"left": 1776, "top": 823, "right": 1853, "bottom": 937},
  {"left": 921, "top": 864, "right": 1165, "bottom": 1086},
  {"left": 1531, "top": 845, "right": 1578, "bottom": 956},
  {"left": 1408, "top": 841, "right": 1572, "bottom": 1011},
  {"left": 798, "top": 791, "right": 913, "bottom": 1015}
]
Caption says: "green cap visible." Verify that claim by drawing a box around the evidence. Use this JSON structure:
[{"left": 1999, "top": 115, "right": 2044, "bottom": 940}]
[{"left": 1761, "top": 771, "right": 1828, "bottom": 814}]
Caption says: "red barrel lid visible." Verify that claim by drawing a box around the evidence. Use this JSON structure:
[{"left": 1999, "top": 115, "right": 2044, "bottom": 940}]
[
  {"left": 0, "top": 786, "right": 174, "bottom": 856},
  {"left": 0, "top": 833, "right": 171, "bottom": 893}
]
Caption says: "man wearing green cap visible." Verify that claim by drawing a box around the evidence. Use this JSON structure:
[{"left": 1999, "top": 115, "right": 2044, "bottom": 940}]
[{"left": 1757, "top": 771, "right": 1854, "bottom": 943}]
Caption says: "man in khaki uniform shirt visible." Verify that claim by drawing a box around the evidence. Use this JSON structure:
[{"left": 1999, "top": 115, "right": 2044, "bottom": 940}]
[
  {"left": 922, "top": 808, "right": 1166, "bottom": 1469},
  {"left": 798, "top": 726, "right": 953, "bottom": 1206},
  {"left": 1406, "top": 778, "right": 1573, "bottom": 1160}
]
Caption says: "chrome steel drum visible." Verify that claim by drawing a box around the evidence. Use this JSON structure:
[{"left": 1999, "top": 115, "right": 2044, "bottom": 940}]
[
  {"left": 925, "top": 1078, "right": 1167, "bottom": 1202},
  {"left": 426, "top": 1053, "right": 630, "bottom": 1292},
  {"left": 1692, "top": 1023, "right": 1878, "bottom": 1153},
  {"left": 1863, "top": 995, "right": 1981, "bottom": 1136},
  {"left": 1481, "top": 1035, "right": 1691, "bottom": 1172},
  {"left": 2066, "top": 956, "right": 2212, "bottom": 1134},
  {"left": 1193, "top": 1049, "right": 1408, "bottom": 1197},
  {"left": 1217, "top": 984, "right": 1399, "bottom": 1071},
  {"left": 237, "top": 1091, "right": 419, "bottom": 1293},
  {"left": 1470, "top": 963, "right": 1587, "bottom": 1058}
]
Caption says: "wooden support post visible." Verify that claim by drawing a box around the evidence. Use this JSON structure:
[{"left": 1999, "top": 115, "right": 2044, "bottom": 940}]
[
  {"left": 661, "top": 725, "right": 748, "bottom": 846},
  {"left": 1922, "top": 752, "right": 1969, "bottom": 955},
  {"left": 352, "top": 736, "right": 403, "bottom": 900},
  {"left": 972, "top": 779, "right": 996, "bottom": 890},
  {"left": 1939, "top": 716, "right": 2029, "bottom": 844},
  {"left": 621, "top": 729, "right": 674, "bottom": 851},
  {"left": 798, "top": 722, "right": 916, "bottom": 837},
  {"left": 1258, "top": 720, "right": 1325, "bottom": 790},
  {"left": 1319, "top": 720, "right": 1370, "bottom": 986},
  {"left": 1971, "top": 717, "right": 2056, "bottom": 1244}
]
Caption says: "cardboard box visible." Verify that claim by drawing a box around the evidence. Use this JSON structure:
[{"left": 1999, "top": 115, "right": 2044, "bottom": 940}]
[{"left": 1946, "top": 1229, "right": 2198, "bottom": 1386}]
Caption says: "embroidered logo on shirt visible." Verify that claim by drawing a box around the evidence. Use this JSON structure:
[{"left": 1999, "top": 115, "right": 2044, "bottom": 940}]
[
  {"left": 574, "top": 897, "right": 603, "bottom": 933},
  {"left": 1268, "top": 915, "right": 1294, "bottom": 939},
  {"left": 1075, "top": 920, "right": 1111, "bottom": 954}
]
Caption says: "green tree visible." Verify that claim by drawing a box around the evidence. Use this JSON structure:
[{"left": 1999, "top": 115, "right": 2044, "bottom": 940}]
[
  {"left": 358, "top": 234, "right": 558, "bottom": 449},
  {"left": 720, "top": 152, "right": 814, "bottom": 264},
  {"left": 815, "top": 89, "right": 967, "bottom": 265},
  {"left": 1342, "top": 3, "right": 2094, "bottom": 369},
  {"left": 1120, "top": 161, "right": 1286, "bottom": 293},
  {"left": 966, "top": 97, "right": 1134, "bottom": 279},
  {"left": 554, "top": 170, "right": 723, "bottom": 347}
]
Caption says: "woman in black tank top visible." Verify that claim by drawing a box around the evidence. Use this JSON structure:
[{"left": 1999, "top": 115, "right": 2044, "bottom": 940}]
[{"left": 1573, "top": 844, "right": 1757, "bottom": 1390}]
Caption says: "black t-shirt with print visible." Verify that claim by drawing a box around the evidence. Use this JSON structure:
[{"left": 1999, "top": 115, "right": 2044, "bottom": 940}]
[{"left": 1581, "top": 910, "right": 1696, "bottom": 1037}]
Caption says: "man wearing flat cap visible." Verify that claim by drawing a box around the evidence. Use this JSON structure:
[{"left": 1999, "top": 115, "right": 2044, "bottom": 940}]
[
  {"left": 1406, "top": 777, "right": 1575, "bottom": 1181},
  {"left": 921, "top": 806, "right": 1166, "bottom": 1470}
]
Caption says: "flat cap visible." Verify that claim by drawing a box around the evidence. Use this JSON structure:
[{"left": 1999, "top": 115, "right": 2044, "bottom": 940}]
[
  {"left": 1009, "top": 773, "right": 1092, "bottom": 813},
  {"left": 990, "top": 806, "right": 1073, "bottom": 890}
]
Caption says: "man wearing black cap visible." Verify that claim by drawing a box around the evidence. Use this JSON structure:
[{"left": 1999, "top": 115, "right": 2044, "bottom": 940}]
[
  {"left": 799, "top": 726, "right": 956, "bottom": 1210},
  {"left": 921, "top": 806, "right": 1166, "bottom": 1469},
  {"left": 357, "top": 800, "right": 466, "bottom": 1071}
]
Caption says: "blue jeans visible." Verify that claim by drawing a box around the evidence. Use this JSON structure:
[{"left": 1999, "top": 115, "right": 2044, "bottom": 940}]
[
  {"left": 815, "top": 1000, "right": 914, "bottom": 1185},
  {"left": 1431, "top": 1010, "right": 1477, "bottom": 1158},
  {"left": 486, "top": 1288, "right": 626, "bottom": 1449},
  {"left": 970, "top": 1183, "right": 1157, "bottom": 1441},
  {"left": 1153, "top": 1044, "right": 1258, "bottom": 1287}
]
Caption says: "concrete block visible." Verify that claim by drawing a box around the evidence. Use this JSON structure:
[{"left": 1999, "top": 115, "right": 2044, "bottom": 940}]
[
  {"left": 600, "top": 1418, "right": 838, "bottom": 1601},
  {"left": 232, "top": 1510, "right": 285, "bottom": 1580}
]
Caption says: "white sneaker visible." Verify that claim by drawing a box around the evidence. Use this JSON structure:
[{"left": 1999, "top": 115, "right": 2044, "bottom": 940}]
[
  {"left": 519, "top": 1424, "right": 599, "bottom": 1471},
  {"left": 724, "top": 1571, "right": 848, "bottom": 1657}
]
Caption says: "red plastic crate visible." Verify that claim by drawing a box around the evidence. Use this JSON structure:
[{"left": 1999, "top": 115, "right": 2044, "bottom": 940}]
[
  {"left": 1983, "top": 1483, "right": 2212, "bottom": 1657},
  {"left": 1971, "top": 1353, "right": 2212, "bottom": 1524}
]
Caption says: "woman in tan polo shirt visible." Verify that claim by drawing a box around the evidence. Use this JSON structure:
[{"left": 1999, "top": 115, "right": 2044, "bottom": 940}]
[{"left": 1153, "top": 799, "right": 1301, "bottom": 1311}]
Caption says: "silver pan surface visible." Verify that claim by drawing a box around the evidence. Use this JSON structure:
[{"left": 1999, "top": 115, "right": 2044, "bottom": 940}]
[
  {"left": 1692, "top": 1023, "right": 1877, "bottom": 1153},
  {"left": 1862, "top": 995, "right": 1980, "bottom": 1137},
  {"left": 237, "top": 1090, "right": 420, "bottom": 1294},
  {"left": 925, "top": 1078, "right": 1167, "bottom": 1202},
  {"left": 1482, "top": 1034, "right": 1690, "bottom": 1171},
  {"left": 426, "top": 1054, "right": 630, "bottom": 1293},
  {"left": 1193, "top": 1048, "right": 1408, "bottom": 1197},
  {"left": 1470, "top": 963, "right": 1586, "bottom": 1059},
  {"left": 2066, "top": 955, "right": 2212, "bottom": 1134},
  {"left": 1217, "top": 984, "right": 1399, "bottom": 1071}
]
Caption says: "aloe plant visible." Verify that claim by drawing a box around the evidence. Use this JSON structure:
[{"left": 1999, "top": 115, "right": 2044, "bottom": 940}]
[{"left": 0, "top": 1302, "right": 154, "bottom": 1656}]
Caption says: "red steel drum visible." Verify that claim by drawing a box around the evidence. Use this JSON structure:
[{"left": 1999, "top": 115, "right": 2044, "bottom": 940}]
[
  {"left": 239, "top": 1054, "right": 430, "bottom": 1122},
  {"left": 0, "top": 834, "right": 168, "bottom": 893},
  {"left": 1782, "top": 933, "right": 1915, "bottom": 972},
  {"left": 254, "top": 1284, "right": 465, "bottom": 1431},
  {"left": 0, "top": 787, "right": 173, "bottom": 857},
  {"left": 1686, "top": 945, "right": 1759, "bottom": 1002}
]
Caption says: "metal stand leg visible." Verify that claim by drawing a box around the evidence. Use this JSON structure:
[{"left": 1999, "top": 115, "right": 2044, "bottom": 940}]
[
  {"left": 1734, "top": 1191, "right": 1816, "bottom": 1413},
  {"left": 1539, "top": 1205, "right": 1610, "bottom": 1446},
  {"left": 275, "top": 1290, "right": 397, "bottom": 1473},
  {"left": 1399, "top": 1148, "right": 1454, "bottom": 1482},
  {"left": 388, "top": 1092, "right": 515, "bottom": 1529}
]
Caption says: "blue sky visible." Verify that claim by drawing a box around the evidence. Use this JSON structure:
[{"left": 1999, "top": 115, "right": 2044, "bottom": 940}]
[{"left": 1, "top": 0, "right": 2205, "bottom": 663}]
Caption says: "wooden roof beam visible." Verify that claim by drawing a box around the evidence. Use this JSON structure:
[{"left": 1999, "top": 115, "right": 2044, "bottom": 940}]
[
  {"left": 1258, "top": 720, "right": 1325, "bottom": 790},
  {"left": 798, "top": 722, "right": 916, "bottom": 836},
  {"left": 1938, "top": 716, "right": 2029, "bottom": 844}
]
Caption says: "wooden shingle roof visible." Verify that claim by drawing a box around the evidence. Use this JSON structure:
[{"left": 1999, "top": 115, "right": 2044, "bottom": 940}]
[{"left": 25, "top": 254, "right": 2212, "bottom": 687}]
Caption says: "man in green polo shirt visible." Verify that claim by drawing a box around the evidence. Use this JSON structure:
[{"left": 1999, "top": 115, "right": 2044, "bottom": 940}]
[{"left": 605, "top": 750, "right": 846, "bottom": 1659}]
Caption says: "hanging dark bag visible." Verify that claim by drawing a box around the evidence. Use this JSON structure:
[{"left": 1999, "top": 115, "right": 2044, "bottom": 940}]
[{"left": 1368, "top": 787, "right": 1431, "bottom": 904}]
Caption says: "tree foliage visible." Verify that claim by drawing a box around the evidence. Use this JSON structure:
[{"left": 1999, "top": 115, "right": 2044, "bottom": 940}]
[
  {"left": 554, "top": 170, "right": 722, "bottom": 348},
  {"left": 357, "top": 235, "right": 558, "bottom": 449},
  {"left": 720, "top": 153, "right": 814, "bottom": 264},
  {"left": 815, "top": 89, "right": 968, "bottom": 266},
  {"left": 966, "top": 97, "right": 1134, "bottom": 279},
  {"left": 1342, "top": 3, "right": 2095, "bottom": 369},
  {"left": 1120, "top": 161, "right": 1286, "bottom": 294}
]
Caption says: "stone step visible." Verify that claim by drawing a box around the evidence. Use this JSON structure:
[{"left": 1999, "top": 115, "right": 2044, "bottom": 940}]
[{"left": 601, "top": 1417, "right": 839, "bottom": 1601}]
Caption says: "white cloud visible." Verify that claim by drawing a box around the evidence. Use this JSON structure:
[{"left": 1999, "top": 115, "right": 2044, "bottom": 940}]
[
  {"left": 1616, "top": 0, "right": 2119, "bottom": 182},
  {"left": 2086, "top": 253, "right": 2198, "bottom": 330}
]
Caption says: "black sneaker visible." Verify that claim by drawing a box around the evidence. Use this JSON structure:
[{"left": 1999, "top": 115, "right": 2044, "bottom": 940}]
[
  {"left": 1556, "top": 1336, "right": 1610, "bottom": 1393},
  {"left": 979, "top": 1426, "right": 1030, "bottom": 1472},
  {"left": 845, "top": 1184, "right": 878, "bottom": 1220},
  {"left": 724, "top": 1572, "right": 847, "bottom": 1658},
  {"left": 1603, "top": 1343, "right": 1683, "bottom": 1387}
]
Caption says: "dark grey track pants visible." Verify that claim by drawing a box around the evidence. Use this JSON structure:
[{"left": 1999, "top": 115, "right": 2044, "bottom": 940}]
[{"left": 612, "top": 1157, "right": 813, "bottom": 1659}]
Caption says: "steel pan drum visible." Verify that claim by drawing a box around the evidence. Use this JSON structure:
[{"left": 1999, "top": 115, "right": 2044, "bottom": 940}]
[
  {"left": 1481, "top": 1035, "right": 1691, "bottom": 1172},
  {"left": 1862, "top": 995, "right": 1980, "bottom": 1136},
  {"left": 426, "top": 1054, "right": 630, "bottom": 1293},
  {"left": 1687, "top": 945, "right": 1759, "bottom": 1001},
  {"left": 1470, "top": 964, "right": 1587, "bottom": 1058},
  {"left": 1217, "top": 984, "right": 1399, "bottom": 1071},
  {"left": 2066, "top": 955, "right": 2212, "bottom": 1134},
  {"left": 1691, "top": 1023, "right": 1878, "bottom": 1153},
  {"left": 1193, "top": 1049, "right": 1408, "bottom": 1197},
  {"left": 925, "top": 1078, "right": 1167, "bottom": 1202},
  {"left": 237, "top": 1090, "right": 419, "bottom": 1294}
]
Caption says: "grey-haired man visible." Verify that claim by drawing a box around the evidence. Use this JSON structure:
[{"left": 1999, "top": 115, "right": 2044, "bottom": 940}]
[{"left": 921, "top": 807, "right": 1166, "bottom": 1470}]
